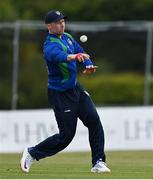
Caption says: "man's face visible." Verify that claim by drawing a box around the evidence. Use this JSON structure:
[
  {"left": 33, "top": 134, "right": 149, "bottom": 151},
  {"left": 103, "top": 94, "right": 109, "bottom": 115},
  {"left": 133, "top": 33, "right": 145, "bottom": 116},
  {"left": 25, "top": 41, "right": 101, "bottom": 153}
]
[{"left": 47, "top": 19, "right": 65, "bottom": 35}]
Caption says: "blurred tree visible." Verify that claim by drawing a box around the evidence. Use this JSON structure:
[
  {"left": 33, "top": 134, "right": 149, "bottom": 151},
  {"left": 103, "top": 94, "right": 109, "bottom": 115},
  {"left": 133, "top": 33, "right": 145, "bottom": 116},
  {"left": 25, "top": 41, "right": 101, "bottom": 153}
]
[
  {"left": 1, "top": 0, "right": 153, "bottom": 21},
  {"left": 0, "top": 0, "right": 17, "bottom": 21},
  {"left": 99, "top": 0, "right": 153, "bottom": 20}
]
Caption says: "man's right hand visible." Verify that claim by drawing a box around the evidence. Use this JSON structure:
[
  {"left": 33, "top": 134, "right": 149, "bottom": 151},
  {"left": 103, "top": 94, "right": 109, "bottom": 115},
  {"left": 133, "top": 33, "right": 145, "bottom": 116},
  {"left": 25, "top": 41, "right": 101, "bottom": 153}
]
[
  {"left": 83, "top": 65, "right": 98, "bottom": 74},
  {"left": 67, "top": 53, "right": 90, "bottom": 62}
]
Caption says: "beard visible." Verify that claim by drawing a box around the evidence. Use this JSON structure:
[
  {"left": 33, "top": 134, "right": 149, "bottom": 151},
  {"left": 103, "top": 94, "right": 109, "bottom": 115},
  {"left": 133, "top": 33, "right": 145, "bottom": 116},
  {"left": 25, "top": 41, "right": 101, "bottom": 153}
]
[
  {"left": 57, "top": 28, "right": 65, "bottom": 35},
  {"left": 49, "top": 29, "right": 64, "bottom": 36}
]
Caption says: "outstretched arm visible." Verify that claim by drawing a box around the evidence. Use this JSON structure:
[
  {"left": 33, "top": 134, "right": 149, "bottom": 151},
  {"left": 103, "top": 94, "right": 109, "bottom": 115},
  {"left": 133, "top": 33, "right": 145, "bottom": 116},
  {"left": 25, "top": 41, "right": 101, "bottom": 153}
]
[
  {"left": 72, "top": 39, "right": 98, "bottom": 74},
  {"left": 67, "top": 53, "right": 90, "bottom": 62}
]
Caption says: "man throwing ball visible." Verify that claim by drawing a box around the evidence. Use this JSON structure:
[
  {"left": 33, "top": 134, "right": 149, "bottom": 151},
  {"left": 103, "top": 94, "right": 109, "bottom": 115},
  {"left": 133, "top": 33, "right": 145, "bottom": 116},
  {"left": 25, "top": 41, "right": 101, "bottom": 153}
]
[{"left": 20, "top": 10, "right": 111, "bottom": 173}]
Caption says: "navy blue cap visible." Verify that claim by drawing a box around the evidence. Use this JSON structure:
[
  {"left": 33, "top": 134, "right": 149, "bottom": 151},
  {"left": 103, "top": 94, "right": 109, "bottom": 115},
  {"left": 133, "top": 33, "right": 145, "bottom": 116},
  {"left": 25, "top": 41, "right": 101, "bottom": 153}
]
[{"left": 45, "top": 10, "right": 67, "bottom": 24}]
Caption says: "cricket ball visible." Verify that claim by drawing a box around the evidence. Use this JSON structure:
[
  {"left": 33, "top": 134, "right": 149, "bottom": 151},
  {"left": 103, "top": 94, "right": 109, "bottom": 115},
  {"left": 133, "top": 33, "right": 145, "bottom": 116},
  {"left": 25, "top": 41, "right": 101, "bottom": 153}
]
[{"left": 80, "top": 35, "right": 88, "bottom": 42}]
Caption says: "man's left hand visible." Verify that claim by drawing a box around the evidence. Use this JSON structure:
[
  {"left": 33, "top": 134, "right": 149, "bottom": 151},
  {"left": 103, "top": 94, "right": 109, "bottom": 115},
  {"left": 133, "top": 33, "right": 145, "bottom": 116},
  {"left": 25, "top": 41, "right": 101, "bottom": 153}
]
[{"left": 83, "top": 65, "right": 98, "bottom": 74}]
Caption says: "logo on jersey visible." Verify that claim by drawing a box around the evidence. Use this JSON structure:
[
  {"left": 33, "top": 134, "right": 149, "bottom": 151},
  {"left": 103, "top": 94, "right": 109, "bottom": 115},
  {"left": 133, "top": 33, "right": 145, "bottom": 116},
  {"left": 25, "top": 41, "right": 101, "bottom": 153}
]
[{"left": 67, "top": 38, "right": 72, "bottom": 45}]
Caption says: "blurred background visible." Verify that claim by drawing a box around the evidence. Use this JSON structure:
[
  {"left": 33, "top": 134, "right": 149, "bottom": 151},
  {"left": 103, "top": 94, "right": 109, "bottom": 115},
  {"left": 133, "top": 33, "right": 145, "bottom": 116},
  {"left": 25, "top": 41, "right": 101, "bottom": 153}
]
[
  {"left": 0, "top": 0, "right": 153, "bottom": 109},
  {"left": 0, "top": 1, "right": 153, "bottom": 178}
]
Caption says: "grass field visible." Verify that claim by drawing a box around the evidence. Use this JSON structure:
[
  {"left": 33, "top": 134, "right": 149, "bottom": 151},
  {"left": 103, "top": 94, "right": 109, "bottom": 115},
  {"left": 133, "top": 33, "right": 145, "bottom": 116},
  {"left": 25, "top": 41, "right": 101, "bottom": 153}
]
[{"left": 0, "top": 151, "right": 153, "bottom": 179}]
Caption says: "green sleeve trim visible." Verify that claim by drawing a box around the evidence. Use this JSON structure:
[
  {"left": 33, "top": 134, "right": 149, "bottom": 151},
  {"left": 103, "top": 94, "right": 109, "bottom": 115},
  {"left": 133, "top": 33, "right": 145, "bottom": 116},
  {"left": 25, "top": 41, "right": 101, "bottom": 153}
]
[
  {"left": 50, "top": 37, "right": 67, "bottom": 52},
  {"left": 64, "top": 32, "right": 73, "bottom": 40},
  {"left": 50, "top": 36, "right": 70, "bottom": 83},
  {"left": 58, "top": 62, "right": 69, "bottom": 83}
]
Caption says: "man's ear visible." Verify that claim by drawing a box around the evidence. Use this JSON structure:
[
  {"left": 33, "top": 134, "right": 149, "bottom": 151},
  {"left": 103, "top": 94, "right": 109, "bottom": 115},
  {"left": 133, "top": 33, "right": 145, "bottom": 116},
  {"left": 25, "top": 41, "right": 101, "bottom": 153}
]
[{"left": 47, "top": 24, "right": 52, "bottom": 29}]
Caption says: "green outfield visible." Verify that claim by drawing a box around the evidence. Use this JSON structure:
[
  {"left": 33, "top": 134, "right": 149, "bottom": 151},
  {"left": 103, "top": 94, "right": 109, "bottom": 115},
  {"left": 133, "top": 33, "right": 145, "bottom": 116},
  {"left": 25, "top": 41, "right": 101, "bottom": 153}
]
[{"left": 0, "top": 151, "right": 152, "bottom": 179}]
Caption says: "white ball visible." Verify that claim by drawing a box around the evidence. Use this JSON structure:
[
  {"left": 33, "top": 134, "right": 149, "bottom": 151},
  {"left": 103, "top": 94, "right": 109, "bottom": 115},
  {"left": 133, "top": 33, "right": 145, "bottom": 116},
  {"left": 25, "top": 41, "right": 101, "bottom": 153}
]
[{"left": 80, "top": 35, "right": 88, "bottom": 42}]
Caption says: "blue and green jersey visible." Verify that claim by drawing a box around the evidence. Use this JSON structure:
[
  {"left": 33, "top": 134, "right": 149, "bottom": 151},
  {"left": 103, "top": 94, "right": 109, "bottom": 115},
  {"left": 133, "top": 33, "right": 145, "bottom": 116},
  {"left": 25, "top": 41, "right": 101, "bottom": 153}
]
[{"left": 43, "top": 32, "right": 93, "bottom": 91}]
